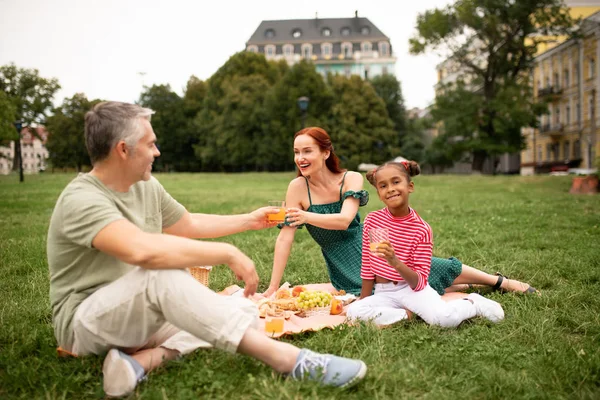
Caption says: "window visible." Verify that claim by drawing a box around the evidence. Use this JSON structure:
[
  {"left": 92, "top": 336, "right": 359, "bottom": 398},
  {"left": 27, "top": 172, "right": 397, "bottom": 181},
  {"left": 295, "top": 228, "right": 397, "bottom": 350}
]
[
  {"left": 577, "top": 102, "right": 581, "bottom": 122},
  {"left": 574, "top": 139, "right": 581, "bottom": 158},
  {"left": 590, "top": 57, "right": 595, "bottom": 78},
  {"left": 552, "top": 143, "right": 559, "bottom": 161},
  {"left": 537, "top": 144, "right": 542, "bottom": 162},
  {"left": 545, "top": 77, "right": 550, "bottom": 88},
  {"left": 379, "top": 42, "right": 389, "bottom": 56},
  {"left": 247, "top": 45, "right": 258, "bottom": 53},
  {"left": 265, "top": 45, "right": 275, "bottom": 58},
  {"left": 341, "top": 27, "right": 351, "bottom": 36},
  {"left": 554, "top": 72, "right": 559, "bottom": 89},
  {"left": 555, "top": 106, "right": 560, "bottom": 124},
  {"left": 302, "top": 44, "right": 312, "bottom": 59},
  {"left": 322, "top": 43, "right": 332, "bottom": 57},
  {"left": 546, "top": 144, "right": 552, "bottom": 161},
  {"left": 575, "top": 61, "right": 580, "bottom": 83},
  {"left": 292, "top": 29, "right": 302, "bottom": 38},
  {"left": 265, "top": 29, "right": 275, "bottom": 39},
  {"left": 590, "top": 96, "right": 595, "bottom": 119},
  {"left": 283, "top": 44, "right": 293, "bottom": 56},
  {"left": 322, "top": 28, "right": 331, "bottom": 37},
  {"left": 564, "top": 69, "right": 569, "bottom": 87},
  {"left": 342, "top": 42, "right": 352, "bottom": 58},
  {"left": 564, "top": 141, "right": 570, "bottom": 159},
  {"left": 566, "top": 105, "right": 571, "bottom": 124},
  {"left": 362, "top": 42, "right": 371, "bottom": 53},
  {"left": 361, "top": 26, "right": 370, "bottom": 35}
]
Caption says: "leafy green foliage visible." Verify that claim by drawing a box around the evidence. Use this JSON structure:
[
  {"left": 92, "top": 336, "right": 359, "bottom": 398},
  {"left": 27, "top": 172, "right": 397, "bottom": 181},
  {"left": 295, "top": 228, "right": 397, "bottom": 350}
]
[
  {"left": 45, "top": 94, "right": 99, "bottom": 171},
  {"left": 328, "top": 75, "right": 397, "bottom": 170},
  {"left": 139, "top": 84, "right": 202, "bottom": 172},
  {"left": 0, "top": 90, "right": 17, "bottom": 143},
  {"left": 410, "top": 0, "right": 577, "bottom": 172},
  {"left": 0, "top": 63, "right": 60, "bottom": 126}
]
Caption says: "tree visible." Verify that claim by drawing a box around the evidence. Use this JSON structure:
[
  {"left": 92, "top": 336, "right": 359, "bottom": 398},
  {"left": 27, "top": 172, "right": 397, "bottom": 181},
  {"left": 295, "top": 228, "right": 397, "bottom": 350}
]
[
  {"left": 139, "top": 84, "right": 199, "bottom": 172},
  {"left": 410, "top": 0, "right": 576, "bottom": 172},
  {"left": 327, "top": 75, "right": 397, "bottom": 170},
  {"left": 0, "top": 63, "right": 60, "bottom": 180},
  {"left": 262, "top": 60, "right": 333, "bottom": 171},
  {"left": 194, "top": 52, "right": 285, "bottom": 171},
  {"left": 46, "top": 93, "right": 99, "bottom": 171},
  {"left": 369, "top": 74, "right": 407, "bottom": 142},
  {"left": 0, "top": 90, "right": 17, "bottom": 143}
]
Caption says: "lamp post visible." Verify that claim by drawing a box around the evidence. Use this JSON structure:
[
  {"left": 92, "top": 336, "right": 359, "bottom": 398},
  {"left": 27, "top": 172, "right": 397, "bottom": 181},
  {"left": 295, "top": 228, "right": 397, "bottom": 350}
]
[
  {"left": 297, "top": 96, "right": 310, "bottom": 129},
  {"left": 13, "top": 120, "right": 24, "bottom": 183}
]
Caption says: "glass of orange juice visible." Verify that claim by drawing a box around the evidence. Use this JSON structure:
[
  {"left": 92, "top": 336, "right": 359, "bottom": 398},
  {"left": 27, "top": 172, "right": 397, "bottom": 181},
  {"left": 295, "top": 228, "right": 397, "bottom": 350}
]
[
  {"left": 369, "top": 228, "right": 389, "bottom": 253},
  {"left": 267, "top": 201, "right": 286, "bottom": 222},
  {"left": 265, "top": 311, "right": 285, "bottom": 334}
]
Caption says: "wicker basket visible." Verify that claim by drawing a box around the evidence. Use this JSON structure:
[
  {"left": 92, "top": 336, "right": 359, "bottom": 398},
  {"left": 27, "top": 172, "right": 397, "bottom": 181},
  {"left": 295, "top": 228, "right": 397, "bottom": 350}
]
[
  {"left": 189, "top": 266, "right": 212, "bottom": 287},
  {"left": 302, "top": 306, "right": 331, "bottom": 317}
]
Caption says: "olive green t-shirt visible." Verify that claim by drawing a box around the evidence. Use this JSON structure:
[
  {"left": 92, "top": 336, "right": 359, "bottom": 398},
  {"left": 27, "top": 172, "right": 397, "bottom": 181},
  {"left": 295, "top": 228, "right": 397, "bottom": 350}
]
[{"left": 47, "top": 174, "right": 186, "bottom": 348}]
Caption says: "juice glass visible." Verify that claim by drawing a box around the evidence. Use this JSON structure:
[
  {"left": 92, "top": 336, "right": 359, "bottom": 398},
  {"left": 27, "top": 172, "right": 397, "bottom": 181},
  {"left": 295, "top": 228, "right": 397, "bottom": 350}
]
[
  {"left": 265, "top": 311, "right": 285, "bottom": 334},
  {"left": 369, "top": 228, "right": 389, "bottom": 253},
  {"left": 267, "top": 201, "right": 286, "bottom": 222}
]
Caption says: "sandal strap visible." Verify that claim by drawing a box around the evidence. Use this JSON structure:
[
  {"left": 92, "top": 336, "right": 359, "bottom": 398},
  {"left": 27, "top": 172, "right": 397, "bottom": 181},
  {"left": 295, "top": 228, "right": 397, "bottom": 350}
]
[{"left": 493, "top": 274, "right": 504, "bottom": 291}]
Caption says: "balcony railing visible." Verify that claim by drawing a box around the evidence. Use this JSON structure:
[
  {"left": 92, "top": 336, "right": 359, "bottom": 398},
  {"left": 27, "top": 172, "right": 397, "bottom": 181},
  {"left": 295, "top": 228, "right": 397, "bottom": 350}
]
[{"left": 537, "top": 86, "right": 563, "bottom": 98}]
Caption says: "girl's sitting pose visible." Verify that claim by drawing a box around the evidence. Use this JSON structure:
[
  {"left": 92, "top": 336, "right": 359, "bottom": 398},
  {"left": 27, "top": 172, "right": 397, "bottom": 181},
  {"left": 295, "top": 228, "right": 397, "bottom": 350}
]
[
  {"left": 346, "top": 161, "right": 505, "bottom": 327},
  {"left": 266, "top": 127, "right": 538, "bottom": 298}
]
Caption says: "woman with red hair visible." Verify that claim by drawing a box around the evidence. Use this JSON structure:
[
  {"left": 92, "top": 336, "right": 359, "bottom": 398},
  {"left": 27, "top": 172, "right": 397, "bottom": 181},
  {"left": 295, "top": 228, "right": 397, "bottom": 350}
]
[{"left": 264, "top": 127, "right": 538, "bottom": 298}]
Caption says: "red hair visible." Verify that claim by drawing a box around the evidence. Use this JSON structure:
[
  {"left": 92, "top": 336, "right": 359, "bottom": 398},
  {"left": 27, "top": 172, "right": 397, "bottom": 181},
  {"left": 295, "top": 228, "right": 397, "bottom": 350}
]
[{"left": 294, "top": 127, "right": 345, "bottom": 176}]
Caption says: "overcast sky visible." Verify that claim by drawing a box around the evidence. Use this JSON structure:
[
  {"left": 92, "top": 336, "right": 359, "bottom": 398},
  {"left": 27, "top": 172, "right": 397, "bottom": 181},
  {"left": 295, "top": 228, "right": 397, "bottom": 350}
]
[{"left": 0, "top": 0, "right": 452, "bottom": 109}]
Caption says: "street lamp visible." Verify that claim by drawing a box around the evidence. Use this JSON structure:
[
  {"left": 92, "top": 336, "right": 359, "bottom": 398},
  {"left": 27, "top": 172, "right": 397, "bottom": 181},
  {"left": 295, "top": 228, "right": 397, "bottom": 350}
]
[
  {"left": 297, "top": 96, "right": 310, "bottom": 129},
  {"left": 13, "top": 120, "right": 24, "bottom": 183}
]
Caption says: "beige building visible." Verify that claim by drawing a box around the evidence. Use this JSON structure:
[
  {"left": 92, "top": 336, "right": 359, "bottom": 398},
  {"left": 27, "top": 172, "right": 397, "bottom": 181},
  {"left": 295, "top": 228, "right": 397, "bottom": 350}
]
[
  {"left": 0, "top": 126, "right": 49, "bottom": 175},
  {"left": 521, "top": 11, "right": 600, "bottom": 174}
]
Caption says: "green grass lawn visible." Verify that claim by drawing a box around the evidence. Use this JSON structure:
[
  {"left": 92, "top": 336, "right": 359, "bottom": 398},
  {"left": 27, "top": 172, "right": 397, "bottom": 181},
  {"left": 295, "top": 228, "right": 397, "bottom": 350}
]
[{"left": 1, "top": 172, "right": 599, "bottom": 399}]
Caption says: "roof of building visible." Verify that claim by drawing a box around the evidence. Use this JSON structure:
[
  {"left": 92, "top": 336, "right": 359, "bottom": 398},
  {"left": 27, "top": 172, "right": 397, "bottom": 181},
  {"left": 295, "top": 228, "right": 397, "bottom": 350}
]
[
  {"left": 246, "top": 16, "right": 390, "bottom": 45},
  {"left": 20, "top": 126, "right": 49, "bottom": 145}
]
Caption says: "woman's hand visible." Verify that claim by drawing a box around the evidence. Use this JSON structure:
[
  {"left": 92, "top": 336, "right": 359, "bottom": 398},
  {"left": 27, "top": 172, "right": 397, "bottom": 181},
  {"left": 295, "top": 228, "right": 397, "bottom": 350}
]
[
  {"left": 285, "top": 207, "right": 309, "bottom": 227},
  {"left": 262, "top": 285, "right": 278, "bottom": 298}
]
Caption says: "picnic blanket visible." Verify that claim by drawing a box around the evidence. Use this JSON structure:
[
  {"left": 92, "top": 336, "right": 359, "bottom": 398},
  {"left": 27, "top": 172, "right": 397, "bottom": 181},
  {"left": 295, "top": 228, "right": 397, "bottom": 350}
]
[{"left": 218, "top": 283, "right": 350, "bottom": 338}]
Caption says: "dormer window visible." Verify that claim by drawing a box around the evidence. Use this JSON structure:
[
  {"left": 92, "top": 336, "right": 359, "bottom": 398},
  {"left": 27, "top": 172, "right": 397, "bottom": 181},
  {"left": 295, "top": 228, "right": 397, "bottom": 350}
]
[
  {"left": 341, "top": 27, "right": 351, "bottom": 36},
  {"left": 322, "top": 28, "right": 331, "bottom": 37},
  {"left": 265, "top": 29, "right": 275, "bottom": 39},
  {"left": 361, "top": 26, "right": 370, "bottom": 35},
  {"left": 292, "top": 29, "right": 302, "bottom": 38}
]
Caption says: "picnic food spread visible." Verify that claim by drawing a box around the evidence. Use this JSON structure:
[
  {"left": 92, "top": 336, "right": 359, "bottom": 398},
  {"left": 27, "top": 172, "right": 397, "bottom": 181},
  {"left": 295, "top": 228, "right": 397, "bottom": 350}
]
[{"left": 258, "top": 285, "right": 353, "bottom": 319}]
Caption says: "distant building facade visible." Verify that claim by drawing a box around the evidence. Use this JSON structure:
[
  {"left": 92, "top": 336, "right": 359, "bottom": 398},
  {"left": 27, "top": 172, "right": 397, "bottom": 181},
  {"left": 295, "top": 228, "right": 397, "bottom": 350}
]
[
  {"left": 0, "top": 126, "right": 49, "bottom": 175},
  {"left": 245, "top": 12, "right": 396, "bottom": 79},
  {"left": 521, "top": 10, "right": 600, "bottom": 175}
]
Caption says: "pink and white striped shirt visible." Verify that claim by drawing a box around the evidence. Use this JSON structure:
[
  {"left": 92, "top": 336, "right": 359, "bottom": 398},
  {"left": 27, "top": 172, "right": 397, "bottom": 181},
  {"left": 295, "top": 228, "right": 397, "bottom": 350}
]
[{"left": 361, "top": 207, "right": 432, "bottom": 291}]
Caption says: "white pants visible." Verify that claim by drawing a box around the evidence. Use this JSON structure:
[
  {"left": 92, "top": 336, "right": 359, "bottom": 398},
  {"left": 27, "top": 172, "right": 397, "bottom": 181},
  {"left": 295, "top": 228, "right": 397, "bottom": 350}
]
[
  {"left": 71, "top": 267, "right": 259, "bottom": 356},
  {"left": 346, "top": 282, "right": 476, "bottom": 327}
]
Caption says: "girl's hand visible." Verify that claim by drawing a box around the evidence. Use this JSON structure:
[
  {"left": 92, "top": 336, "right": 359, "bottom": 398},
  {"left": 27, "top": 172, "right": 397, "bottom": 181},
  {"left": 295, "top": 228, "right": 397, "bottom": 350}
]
[
  {"left": 374, "top": 240, "right": 399, "bottom": 266},
  {"left": 285, "top": 207, "right": 309, "bottom": 227},
  {"left": 262, "top": 285, "right": 278, "bottom": 298}
]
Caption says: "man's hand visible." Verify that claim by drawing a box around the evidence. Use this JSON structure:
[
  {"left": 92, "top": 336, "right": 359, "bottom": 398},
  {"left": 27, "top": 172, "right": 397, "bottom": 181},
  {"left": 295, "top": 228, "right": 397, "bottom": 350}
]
[
  {"left": 245, "top": 207, "right": 280, "bottom": 230},
  {"left": 226, "top": 248, "right": 259, "bottom": 297}
]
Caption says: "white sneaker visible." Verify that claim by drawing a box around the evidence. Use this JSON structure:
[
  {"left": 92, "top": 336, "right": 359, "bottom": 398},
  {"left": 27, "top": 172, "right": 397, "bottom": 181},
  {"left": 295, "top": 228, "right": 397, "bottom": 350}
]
[
  {"left": 467, "top": 293, "right": 505, "bottom": 323},
  {"left": 102, "top": 349, "right": 145, "bottom": 397}
]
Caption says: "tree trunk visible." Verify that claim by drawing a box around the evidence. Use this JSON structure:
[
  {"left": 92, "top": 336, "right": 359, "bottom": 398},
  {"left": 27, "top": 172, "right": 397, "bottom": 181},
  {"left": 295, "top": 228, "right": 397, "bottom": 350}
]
[{"left": 472, "top": 150, "right": 488, "bottom": 173}]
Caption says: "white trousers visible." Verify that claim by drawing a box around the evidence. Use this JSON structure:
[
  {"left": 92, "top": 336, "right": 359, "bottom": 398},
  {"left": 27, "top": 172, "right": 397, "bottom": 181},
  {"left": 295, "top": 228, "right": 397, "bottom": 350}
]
[
  {"left": 71, "top": 267, "right": 259, "bottom": 356},
  {"left": 346, "top": 282, "right": 476, "bottom": 327}
]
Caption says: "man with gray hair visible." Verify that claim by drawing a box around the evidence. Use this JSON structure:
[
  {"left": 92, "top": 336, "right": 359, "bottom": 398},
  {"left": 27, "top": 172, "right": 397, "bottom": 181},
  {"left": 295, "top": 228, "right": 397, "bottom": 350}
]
[{"left": 47, "top": 101, "right": 367, "bottom": 397}]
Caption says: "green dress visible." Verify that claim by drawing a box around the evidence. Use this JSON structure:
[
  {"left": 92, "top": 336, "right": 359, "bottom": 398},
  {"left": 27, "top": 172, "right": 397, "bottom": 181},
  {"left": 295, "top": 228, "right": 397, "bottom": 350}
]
[{"left": 282, "top": 172, "right": 463, "bottom": 296}]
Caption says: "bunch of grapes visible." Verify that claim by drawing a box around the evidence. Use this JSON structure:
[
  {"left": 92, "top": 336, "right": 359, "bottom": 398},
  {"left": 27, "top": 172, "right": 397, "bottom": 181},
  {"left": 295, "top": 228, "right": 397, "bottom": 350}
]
[{"left": 296, "top": 290, "right": 333, "bottom": 310}]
